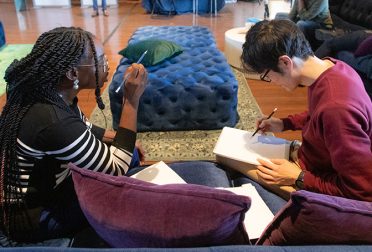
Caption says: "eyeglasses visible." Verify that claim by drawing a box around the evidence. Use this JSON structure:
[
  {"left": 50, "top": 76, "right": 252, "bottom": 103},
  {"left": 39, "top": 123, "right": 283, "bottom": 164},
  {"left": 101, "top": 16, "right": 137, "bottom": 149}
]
[
  {"left": 260, "top": 69, "right": 271, "bottom": 82},
  {"left": 78, "top": 55, "right": 109, "bottom": 73}
]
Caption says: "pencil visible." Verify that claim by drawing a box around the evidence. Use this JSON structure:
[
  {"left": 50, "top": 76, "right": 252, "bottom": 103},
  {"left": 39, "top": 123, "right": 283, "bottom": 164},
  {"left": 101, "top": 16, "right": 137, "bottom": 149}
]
[
  {"left": 115, "top": 50, "right": 148, "bottom": 93},
  {"left": 251, "top": 107, "right": 278, "bottom": 137}
]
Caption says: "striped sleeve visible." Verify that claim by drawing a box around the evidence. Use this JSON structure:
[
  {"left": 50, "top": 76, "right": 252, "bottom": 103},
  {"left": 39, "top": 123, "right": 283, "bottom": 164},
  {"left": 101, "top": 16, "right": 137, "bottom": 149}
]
[{"left": 19, "top": 115, "right": 135, "bottom": 176}]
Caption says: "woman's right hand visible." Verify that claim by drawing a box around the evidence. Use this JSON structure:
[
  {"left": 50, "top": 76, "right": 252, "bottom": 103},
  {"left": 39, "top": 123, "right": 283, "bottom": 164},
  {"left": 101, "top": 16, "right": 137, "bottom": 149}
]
[
  {"left": 123, "top": 63, "right": 147, "bottom": 106},
  {"left": 256, "top": 116, "right": 284, "bottom": 133}
]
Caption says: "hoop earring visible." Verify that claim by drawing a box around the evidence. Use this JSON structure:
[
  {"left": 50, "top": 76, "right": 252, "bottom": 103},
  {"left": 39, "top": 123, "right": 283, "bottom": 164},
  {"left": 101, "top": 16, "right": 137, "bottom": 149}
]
[{"left": 73, "top": 79, "right": 79, "bottom": 90}]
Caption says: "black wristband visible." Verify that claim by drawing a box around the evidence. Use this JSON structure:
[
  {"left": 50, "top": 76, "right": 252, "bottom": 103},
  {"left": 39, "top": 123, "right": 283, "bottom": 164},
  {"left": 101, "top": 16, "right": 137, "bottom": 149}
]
[
  {"left": 112, "top": 127, "right": 136, "bottom": 153},
  {"left": 295, "top": 170, "right": 305, "bottom": 189}
]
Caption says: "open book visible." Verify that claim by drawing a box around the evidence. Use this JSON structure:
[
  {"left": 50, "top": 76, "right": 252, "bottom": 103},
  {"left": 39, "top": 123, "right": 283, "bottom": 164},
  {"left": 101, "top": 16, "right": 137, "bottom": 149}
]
[
  {"left": 130, "top": 161, "right": 274, "bottom": 240},
  {"left": 213, "top": 127, "right": 295, "bottom": 200}
]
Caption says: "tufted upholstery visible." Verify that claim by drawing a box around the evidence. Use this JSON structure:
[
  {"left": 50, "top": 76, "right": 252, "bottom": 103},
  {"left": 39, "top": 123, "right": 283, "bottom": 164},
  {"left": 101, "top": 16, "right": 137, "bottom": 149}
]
[
  {"left": 329, "top": 0, "right": 372, "bottom": 30},
  {"left": 109, "top": 26, "right": 239, "bottom": 132}
]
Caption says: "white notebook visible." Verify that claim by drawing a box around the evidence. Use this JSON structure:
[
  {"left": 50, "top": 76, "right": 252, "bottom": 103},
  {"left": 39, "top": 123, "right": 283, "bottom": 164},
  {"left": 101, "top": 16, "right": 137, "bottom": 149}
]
[
  {"left": 221, "top": 184, "right": 274, "bottom": 240},
  {"left": 213, "top": 127, "right": 290, "bottom": 165},
  {"left": 130, "top": 161, "right": 186, "bottom": 185}
]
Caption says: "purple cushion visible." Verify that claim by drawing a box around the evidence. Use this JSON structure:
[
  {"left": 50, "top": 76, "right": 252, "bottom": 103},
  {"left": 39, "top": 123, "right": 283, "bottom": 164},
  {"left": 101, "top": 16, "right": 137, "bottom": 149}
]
[
  {"left": 354, "top": 36, "right": 372, "bottom": 57},
  {"left": 257, "top": 190, "right": 372, "bottom": 245},
  {"left": 70, "top": 164, "right": 251, "bottom": 248}
]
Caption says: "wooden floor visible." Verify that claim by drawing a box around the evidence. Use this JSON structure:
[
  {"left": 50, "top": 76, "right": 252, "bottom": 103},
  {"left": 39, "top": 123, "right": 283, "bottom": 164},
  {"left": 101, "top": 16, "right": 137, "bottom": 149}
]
[{"left": 0, "top": 0, "right": 306, "bottom": 144}]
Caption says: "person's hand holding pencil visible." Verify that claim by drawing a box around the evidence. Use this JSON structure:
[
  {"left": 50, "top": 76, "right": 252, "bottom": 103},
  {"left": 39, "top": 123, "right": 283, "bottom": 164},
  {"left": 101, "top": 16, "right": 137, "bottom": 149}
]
[
  {"left": 252, "top": 108, "right": 284, "bottom": 136},
  {"left": 115, "top": 50, "right": 148, "bottom": 93},
  {"left": 121, "top": 63, "right": 147, "bottom": 106}
]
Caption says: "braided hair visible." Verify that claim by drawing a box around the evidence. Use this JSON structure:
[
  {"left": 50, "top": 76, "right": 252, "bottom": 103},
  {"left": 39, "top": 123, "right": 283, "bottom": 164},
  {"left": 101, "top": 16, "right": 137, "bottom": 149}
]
[{"left": 0, "top": 27, "right": 104, "bottom": 242}]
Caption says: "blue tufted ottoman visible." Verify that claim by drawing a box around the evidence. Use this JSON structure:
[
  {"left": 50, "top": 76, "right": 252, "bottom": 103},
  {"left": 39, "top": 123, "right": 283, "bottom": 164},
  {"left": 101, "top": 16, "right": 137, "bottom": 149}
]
[{"left": 109, "top": 26, "right": 239, "bottom": 132}]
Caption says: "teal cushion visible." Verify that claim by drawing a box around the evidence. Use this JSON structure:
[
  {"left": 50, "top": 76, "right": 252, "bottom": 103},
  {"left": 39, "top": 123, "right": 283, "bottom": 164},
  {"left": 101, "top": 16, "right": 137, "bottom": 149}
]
[{"left": 118, "top": 39, "right": 183, "bottom": 67}]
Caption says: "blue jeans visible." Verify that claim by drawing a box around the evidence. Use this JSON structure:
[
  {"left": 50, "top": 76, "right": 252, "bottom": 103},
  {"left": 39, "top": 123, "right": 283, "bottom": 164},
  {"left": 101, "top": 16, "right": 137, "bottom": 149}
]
[
  {"left": 127, "top": 161, "right": 232, "bottom": 187},
  {"left": 296, "top": 20, "right": 322, "bottom": 49},
  {"left": 127, "top": 161, "right": 287, "bottom": 214},
  {"left": 93, "top": 0, "right": 106, "bottom": 11}
]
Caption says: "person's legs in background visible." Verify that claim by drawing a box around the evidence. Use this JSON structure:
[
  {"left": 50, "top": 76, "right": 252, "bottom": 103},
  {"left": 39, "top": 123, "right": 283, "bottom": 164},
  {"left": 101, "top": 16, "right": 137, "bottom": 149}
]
[
  {"left": 102, "top": 0, "right": 109, "bottom": 16},
  {"left": 296, "top": 20, "right": 322, "bottom": 50},
  {"left": 92, "top": 0, "right": 108, "bottom": 17},
  {"left": 264, "top": 0, "right": 269, "bottom": 20},
  {"left": 92, "top": 0, "right": 99, "bottom": 17}
]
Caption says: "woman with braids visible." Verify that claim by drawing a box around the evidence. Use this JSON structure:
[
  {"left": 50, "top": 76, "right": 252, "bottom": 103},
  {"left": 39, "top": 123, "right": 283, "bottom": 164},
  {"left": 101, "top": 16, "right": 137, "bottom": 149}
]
[{"left": 0, "top": 27, "right": 147, "bottom": 243}]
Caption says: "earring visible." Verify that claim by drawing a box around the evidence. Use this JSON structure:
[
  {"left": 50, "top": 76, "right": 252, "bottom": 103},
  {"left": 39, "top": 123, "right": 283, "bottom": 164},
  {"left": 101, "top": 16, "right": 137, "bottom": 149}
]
[{"left": 73, "top": 79, "right": 79, "bottom": 90}]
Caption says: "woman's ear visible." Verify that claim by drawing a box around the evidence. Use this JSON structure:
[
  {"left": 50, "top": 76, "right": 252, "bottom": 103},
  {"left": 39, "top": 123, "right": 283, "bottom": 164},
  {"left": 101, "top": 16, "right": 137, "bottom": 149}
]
[{"left": 65, "top": 67, "right": 78, "bottom": 81}]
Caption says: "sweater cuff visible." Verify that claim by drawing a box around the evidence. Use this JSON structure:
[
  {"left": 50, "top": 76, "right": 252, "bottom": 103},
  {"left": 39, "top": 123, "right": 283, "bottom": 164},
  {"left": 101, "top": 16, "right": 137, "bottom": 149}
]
[
  {"left": 281, "top": 117, "right": 294, "bottom": 131},
  {"left": 91, "top": 125, "right": 105, "bottom": 140},
  {"left": 112, "top": 127, "right": 136, "bottom": 153}
]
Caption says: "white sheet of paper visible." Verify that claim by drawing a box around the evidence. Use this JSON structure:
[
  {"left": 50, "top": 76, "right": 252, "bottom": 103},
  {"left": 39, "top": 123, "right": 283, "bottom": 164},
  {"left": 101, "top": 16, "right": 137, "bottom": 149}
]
[
  {"left": 221, "top": 184, "right": 274, "bottom": 240},
  {"left": 130, "top": 161, "right": 186, "bottom": 185},
  {"left": 213, "top": 127, "right": 290, "bottom": 165}
]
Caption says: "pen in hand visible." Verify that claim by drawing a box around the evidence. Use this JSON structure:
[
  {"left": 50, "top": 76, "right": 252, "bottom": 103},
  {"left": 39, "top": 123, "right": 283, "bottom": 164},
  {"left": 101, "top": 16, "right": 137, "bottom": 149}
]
[
  {"left": 115, "top": 50, "right": 148, "bottom": 93},
  {"left": 251, "top": 107, "right": 278, "bottom": 137}
]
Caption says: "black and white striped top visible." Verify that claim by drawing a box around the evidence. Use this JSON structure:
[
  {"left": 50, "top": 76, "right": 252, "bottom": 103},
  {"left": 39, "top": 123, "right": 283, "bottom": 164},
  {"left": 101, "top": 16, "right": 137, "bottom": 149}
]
[{"left": 15, "top": 99, "right": 136, "bottom": 206}]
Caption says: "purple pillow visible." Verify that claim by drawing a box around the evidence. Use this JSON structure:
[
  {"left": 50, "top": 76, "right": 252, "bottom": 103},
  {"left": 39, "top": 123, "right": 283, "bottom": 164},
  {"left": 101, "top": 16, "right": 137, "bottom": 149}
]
[
  {"left": 70, "top": 164, "right": 251, "bottom": 248},
  {"left": 257, "top": 190, "right": 372, "bottom": 245},
  {"left": 354, "top": 36, "right": 372, "bottom": 57}
]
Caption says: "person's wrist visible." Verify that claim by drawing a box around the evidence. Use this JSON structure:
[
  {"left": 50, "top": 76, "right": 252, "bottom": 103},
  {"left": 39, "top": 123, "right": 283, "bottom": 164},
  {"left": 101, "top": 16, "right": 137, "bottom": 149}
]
[{"left": 123, "top": 98, "right": 139, "bottom": 109}]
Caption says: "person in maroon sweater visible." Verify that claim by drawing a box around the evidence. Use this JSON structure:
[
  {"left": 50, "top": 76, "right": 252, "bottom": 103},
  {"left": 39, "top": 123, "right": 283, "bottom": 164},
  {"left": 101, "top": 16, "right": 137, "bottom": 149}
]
[{"left": 241, "top": 19, "right": 372, "bottom": 202}]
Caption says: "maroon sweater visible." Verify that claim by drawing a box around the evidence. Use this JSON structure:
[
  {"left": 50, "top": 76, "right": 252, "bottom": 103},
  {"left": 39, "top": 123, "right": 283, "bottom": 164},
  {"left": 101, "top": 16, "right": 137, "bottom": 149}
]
[{"left": 282, "top": 59, "right": 372, "bottom": 201}]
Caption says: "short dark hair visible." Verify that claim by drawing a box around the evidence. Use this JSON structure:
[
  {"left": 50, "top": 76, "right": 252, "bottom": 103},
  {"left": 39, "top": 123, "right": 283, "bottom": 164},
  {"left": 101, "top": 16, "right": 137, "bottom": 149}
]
[{"left": 241, "top": 19, "right": 313, "bottom": 74}]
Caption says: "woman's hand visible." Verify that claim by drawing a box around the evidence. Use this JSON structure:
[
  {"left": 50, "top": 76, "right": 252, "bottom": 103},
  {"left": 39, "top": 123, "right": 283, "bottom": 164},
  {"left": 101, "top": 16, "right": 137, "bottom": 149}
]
[
  {"left": 119, "top": 64, "right": 147, "bottom": 133},
  {"left": 123, "top": 63, "right": 147, "bottom": 106},
  {"left": 256, "top": 158, "right": 302, "bottom": 186},
  {"left": 256, "top": 116, "right": 284, "bottom": 134},
  {"left": 135, "top": 140, "right": 146, "bottom": 165}
]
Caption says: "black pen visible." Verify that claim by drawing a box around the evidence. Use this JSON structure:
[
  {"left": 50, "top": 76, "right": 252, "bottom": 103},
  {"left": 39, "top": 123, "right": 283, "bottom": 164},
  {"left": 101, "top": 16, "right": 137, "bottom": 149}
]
[
  {"left": 251, "top": 107, "right": 278, "bottom": 137},
  {"left": 115, "top": 50, "right": 148, "bottom": 93}
]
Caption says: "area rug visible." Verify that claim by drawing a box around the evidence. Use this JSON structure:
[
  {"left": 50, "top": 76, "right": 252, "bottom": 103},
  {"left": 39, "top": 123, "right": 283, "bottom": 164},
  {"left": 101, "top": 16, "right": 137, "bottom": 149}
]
[
  {"left": 0, "top": 44, "right": 33, "bottom": 96},
  {"left": 89, "top": 68, "right": 262, "bottom": 161}
]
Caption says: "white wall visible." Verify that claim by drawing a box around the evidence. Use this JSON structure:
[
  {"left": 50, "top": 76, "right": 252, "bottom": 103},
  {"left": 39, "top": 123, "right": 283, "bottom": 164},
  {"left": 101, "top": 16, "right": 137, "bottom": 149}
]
[{"left": 33, "top": 0, "right": 71, "bottom": 7}]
